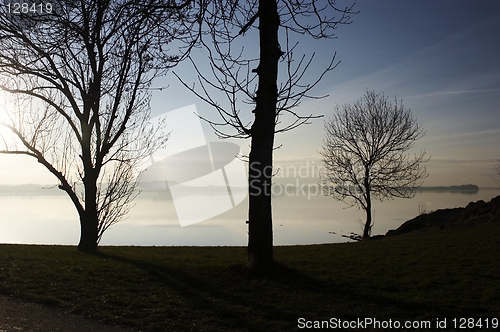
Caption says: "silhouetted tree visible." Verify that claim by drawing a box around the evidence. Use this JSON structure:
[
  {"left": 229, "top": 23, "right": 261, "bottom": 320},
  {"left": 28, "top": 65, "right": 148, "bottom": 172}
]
[
  {"left": 0, "top": 0, "right": 198, "bottom": 251},
  {"left": 176, "top": 0, "right": 355, "bottom": 271},
  {"left": 320, "top": 90, "right": 429, "bottom": 239}
]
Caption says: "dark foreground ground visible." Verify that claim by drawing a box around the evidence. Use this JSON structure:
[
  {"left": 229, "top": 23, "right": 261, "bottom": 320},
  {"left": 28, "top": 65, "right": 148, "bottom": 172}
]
[
  {"left": 0, "top": 293, "right": 136, "bottom": 332},
  {"left": 0, "top": 198, "right": 499, "bottom": 331}
]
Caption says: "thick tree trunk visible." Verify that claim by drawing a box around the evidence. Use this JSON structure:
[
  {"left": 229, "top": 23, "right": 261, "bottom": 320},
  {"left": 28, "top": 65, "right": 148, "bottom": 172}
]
[
  {"left": 78, "top": 212, "right": 99, "bottom": 252},
  {"left": 78, "top": 175, "right": 99, "bottom": 252},
  {"left": 248, "top": 125, "right": 275, "bottom": 270},
  {"left": 77, "top": 111, "right": 100, "bottom": 252},
  {"left": 247, "top": 0, "right": 280, "bottom": 271}
]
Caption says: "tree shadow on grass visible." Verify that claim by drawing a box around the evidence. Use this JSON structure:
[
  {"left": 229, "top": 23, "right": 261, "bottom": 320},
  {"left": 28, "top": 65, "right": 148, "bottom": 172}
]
[{"left": 86, "top": 251, "right": 472, "bottom": 331}]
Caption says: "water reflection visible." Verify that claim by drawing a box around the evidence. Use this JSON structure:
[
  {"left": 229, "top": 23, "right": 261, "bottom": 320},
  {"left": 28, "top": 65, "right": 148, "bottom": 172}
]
[{"left": 0, "top": 188, "right": 499, "bottom": 246}]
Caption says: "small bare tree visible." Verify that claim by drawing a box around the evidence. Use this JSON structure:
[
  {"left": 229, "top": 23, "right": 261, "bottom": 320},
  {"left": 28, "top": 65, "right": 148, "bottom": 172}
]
[
  {"left": 176, "top": 0, "right": 356, "bottom": 271},
  {"left": 320, "top": 90, "right": 429, "bottom": 239},
  {"left": 0, "top": 0, "right": 198, "bottom": 251}
]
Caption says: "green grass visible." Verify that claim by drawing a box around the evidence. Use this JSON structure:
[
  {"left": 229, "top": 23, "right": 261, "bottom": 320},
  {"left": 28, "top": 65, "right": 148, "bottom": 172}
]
[{"left": 1, "top": 222, "right": 499, "bottom": 331}]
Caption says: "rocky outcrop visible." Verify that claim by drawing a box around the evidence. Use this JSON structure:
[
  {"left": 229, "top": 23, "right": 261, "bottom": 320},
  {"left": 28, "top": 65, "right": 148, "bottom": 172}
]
[{"left": 386, "top": 195, "right": 500, "bottom": 236}]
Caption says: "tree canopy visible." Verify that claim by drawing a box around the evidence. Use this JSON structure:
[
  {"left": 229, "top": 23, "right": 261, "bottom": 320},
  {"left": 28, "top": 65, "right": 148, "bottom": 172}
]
[{"left": 0, "top": 0, "right": 198, "bottom": 250}]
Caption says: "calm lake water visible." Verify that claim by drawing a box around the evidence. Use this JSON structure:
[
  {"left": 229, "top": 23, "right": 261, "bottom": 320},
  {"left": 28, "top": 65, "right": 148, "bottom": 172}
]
[{"left": 1, "top": 187, "right": 499, "bottom": 246}]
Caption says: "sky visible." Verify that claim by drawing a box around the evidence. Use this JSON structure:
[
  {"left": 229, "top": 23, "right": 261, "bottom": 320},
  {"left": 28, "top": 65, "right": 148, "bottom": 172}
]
[{"left": 0, "top": 0, "right": 499, "bottom": 187}]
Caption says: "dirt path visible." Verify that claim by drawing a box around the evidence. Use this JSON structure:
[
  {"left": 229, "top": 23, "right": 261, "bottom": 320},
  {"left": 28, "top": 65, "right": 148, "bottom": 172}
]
[{"left": 0, "top": 294, "right": 139, "bottom": 332}]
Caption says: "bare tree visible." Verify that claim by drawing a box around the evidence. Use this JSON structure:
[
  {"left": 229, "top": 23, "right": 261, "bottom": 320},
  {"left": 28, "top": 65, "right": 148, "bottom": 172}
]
[
  {"left": 320, "top": 90, "right": 429, "bottom": 239},
  {"left": 176, "top": 0, "right": 356, "bottom": 271},
  {"left": 0, "top": 0, "right": 198, "bottom": 251}
]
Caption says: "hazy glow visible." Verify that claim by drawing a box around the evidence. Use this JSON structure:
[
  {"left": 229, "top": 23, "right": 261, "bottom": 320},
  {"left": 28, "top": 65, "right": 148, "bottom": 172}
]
[
  {"left": 1, "top": 188, "right": 499, "bottom": 246},
  {"left": 0, "top": 92, "right": 15, "bottom": 147}
]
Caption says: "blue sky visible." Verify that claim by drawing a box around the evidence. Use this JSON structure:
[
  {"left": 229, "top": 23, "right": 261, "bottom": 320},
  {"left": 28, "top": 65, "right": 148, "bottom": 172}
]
[
  {"left": 1, "top": 0, "right": 499, "bottom": 187},
  {"left": 281, "top": 0, "right": 500, "bottom": 187}
]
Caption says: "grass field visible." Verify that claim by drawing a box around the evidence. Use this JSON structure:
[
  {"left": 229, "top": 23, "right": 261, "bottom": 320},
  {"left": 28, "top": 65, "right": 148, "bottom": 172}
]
[{"left": 0, "top": 221, "right": 499, "bottom": 331}]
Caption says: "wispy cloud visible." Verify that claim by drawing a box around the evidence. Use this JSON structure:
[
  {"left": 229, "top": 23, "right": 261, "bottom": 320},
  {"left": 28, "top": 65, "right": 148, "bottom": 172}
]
[
  {"left": 404, "top": 88, "right": 500, "bottom": 100},
  {"left": 425, "top": 127, "right": 500, "bottom": 141}
]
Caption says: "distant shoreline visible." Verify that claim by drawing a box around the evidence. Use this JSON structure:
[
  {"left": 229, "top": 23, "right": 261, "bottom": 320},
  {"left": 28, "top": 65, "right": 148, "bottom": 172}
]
[
  {"left": 0, "top": 183, "right": 495, "bottom": 195},
  {"left": 415, "top": 184, "right": 479, "bottom": 192}
]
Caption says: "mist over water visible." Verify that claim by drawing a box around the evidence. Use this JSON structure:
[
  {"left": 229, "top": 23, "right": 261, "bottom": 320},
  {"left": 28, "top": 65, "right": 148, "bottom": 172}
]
[{"left": 1, "top": 187, "right": 499, "bottom": 246}]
